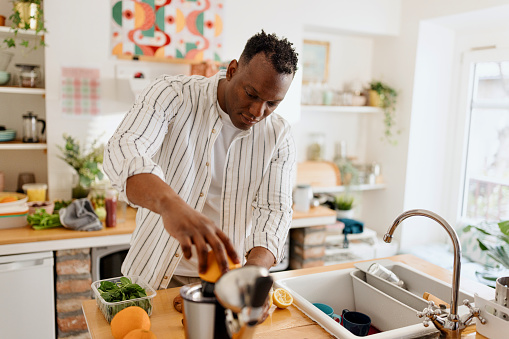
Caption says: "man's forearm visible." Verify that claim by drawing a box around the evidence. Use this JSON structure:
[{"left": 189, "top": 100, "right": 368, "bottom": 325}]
[
  {"left": 126, "top": 173, "right": 180, "bottom": 214},
  {"left": 245, "top": 247, "right": 276, "bottom": 270}
]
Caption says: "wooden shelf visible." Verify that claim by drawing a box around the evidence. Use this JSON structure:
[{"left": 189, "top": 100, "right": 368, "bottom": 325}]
[
  {"left": 301, "top": 105, "right": 383, "bottom": 114},
  {"left": 312, "top": 183, "right": 386, "bottom": 194},
  {"left": 0, "top": 140, "right": 47, "bottom": 150},
  {"left": 0, "top": 86, "right": 45, "bottom": 95},
  {"left": 0, "top": 26, "right": 43, "bottom": 37}
]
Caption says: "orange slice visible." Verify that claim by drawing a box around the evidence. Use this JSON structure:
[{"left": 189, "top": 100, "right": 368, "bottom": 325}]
[{"left": 198, "top": 250, "right": 241, "bottom": 283}]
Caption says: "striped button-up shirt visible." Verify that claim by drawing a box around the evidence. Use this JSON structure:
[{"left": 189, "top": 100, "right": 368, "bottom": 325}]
[{"left": 103, "top": 70, "right": 296, "bottom": 290}]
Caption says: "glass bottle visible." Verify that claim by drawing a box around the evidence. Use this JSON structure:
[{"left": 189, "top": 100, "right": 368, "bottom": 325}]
[
  {"left": 333, "top": 141, "right": 357, "bottom": 185},
  {"left": 105, "top": 188, "right": 118, "bottom": 228}
]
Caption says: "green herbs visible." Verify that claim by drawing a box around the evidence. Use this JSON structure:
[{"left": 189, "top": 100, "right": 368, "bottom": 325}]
[
  {"left": 54, "top": 199, "right": 72, "bottom": 212},
  {"left": 27, "top": 209, "right": 62, "bottom": 230},
  {"left": 334, "top": 195, "right": 354, "bottom": 211},
  {"left": 98, "top": 277, "right": 147, "bottom": 302},
  {"left": 95, "top": 277, "right": 153, "bottom": 323}
]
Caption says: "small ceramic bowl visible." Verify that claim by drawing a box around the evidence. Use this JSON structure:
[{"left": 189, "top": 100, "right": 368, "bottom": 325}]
[
  {"left": 0, "top": 71, "right": 10, "bottom": 85},
  {"left": 28, "top": 201, "right": 55, "bottom": 215}
]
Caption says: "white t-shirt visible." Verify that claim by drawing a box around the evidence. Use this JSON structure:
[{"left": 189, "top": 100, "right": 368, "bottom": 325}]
[{"left": 174, "top": 101, "right": 242, "bottom": 277}]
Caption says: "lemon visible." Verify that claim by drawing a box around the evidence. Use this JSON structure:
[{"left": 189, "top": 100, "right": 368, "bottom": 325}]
[
  {"left": 272, "top": 288, "right": 293, "bottom": 309},
  {"left": 268, "top": 287, "right": 274, "bottom": 308}
]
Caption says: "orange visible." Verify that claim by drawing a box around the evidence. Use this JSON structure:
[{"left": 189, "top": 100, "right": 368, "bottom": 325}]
[
  {"left": 110, "top": 306, "right": 151, "bottom": 339},
  {"left": 273, "top": 288, "right": 293, "bottom": 309},
  {"left": 198, "top": 250, "right": 241, "bottom": 283},
  {"left": 123, "top": 328, "right": 157, "bottom": 339},
  {"left": 0, "top": 196, "right": 17, "bottom": 203}
]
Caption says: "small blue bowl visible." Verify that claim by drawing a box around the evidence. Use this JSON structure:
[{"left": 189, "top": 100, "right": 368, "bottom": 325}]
[{"left": 0, "top": 71, "right": 10, "bottom": 85}]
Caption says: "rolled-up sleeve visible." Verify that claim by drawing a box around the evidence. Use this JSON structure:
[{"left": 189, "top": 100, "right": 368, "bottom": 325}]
[
  {"left": 103, "top": 77, "right": 181, "bottom": 207},
  {"left": 245, "top": 126, "right": 296, "bottom": 264}
]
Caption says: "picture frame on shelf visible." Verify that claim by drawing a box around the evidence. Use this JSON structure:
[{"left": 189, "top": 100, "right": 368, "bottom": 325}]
[{"left": 302, "top": 40, "right": 329, "bottom": 84}]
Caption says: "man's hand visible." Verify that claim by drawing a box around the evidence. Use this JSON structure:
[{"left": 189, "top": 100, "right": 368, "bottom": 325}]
[{"left": 126, "top": 174, "right": 239, "bottom": 274}]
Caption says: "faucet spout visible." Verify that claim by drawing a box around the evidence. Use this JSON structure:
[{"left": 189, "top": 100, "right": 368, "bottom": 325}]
[{"left": 383, "top": 209, "right": 462, "bottom": 318}]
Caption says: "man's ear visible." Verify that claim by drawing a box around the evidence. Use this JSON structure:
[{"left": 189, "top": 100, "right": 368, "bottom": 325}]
[{"left": 226, "top": 59, "right": 238, "bottom": 81}]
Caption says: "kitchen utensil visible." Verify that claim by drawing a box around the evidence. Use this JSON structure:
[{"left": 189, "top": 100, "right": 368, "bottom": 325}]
[
  {"left": 17, "top": 172, "right": 35, "bottom": 193},
  {"left": 341, "top": 309, "right": 371, "bottom": 337},
  {"left": 22, "top": 183, "right": 47, "bottom": 202},
  {"left": 367, "top": 262, "right": 406, "bottom": 289},
  {"left": 293, "top": 184, "right": 313, "bottom": 213},
  {"left": 22, "top": 112, "right": 45, "bottom": 143},
  {"left": 495, "top": 276, "right": 509, "bottom": 320},
  {"left": 180, "top": 282, "right": 229, "bottom": 339},
  {"left": 15, "top": 64, "right": 41, "bottom": 88},
  {"left": 0, "top": 129, "right": 16, "bottom": 142}
]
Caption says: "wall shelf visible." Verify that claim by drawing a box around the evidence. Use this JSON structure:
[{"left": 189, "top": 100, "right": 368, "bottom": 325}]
[
  {"left": 301, "top": 105, "right": 383, "bottom": 114},
  {"left": 0, "top": 87, "right": 45, "bottom": 95},
  {"left": 0, "top": 141, "right": 47, "bottom": 150},
  {"left": 312, "top": 183, "right": 386, "bottom": 194},
  {"left": 0, "top": 26, "right": 43, "bottom": 37}
]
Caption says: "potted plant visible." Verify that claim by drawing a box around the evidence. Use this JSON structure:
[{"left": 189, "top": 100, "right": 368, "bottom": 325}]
[
  {"left": 3, "top": 0, "right": 47, "bottom": 50},
  {"left": 463, "top": 220, "right": 509, "bottom": 286},
  {"left": 57, "top": 134, "right": 105, "bottom": 199},
  {"left": 369, "top": 80, "right": 399, "bottom": 145},
  {"left": 333, "top": 194, "right": 354, "bottom": 219}
]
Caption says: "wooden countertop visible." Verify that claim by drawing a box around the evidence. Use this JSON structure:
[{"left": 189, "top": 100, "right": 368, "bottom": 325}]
[
  {"left": 0, "top": 206, "right": 138, "bottom": 246},
  {"left": 0, "top": 205, "right": 336, "bottom": 246},
  {"left": 82, "top": 254, "right": 493, "bottom": 338}
]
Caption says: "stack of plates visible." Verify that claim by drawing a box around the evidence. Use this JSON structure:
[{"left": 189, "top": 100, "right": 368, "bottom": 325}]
[{"left": 0, "top": 129, "right": 16, "bottom": 142}]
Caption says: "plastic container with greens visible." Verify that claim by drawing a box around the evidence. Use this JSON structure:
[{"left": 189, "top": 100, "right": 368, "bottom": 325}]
[{"left": 91, "top": 276, "right": 156, "bottom": 323}]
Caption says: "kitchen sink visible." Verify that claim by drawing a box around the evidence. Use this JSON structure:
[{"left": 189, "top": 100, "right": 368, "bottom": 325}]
[{"left": 274, "top": 260, "right": 474, "bottom": 338}]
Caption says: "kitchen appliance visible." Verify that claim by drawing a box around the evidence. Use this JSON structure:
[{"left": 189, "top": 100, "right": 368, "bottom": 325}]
[
  {"left": 15, "top": 64, "right": 41, "bottom": 88},
  {"left": 0, "top": 251, "right": 55, "bottom": 338},
  {"left": 91, "top": 244, "right": 130, "bottom": 282},
  {"left": 22, "top": 111, "right": 45, "bottom": 143},
  {"left": 180, "top": 265, "right": 273, "bottom": 339}
]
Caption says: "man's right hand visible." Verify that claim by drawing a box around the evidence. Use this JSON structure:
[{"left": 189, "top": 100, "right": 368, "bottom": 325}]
[{"left": 126, "top": 173, "right": 239, "bottom": 274}]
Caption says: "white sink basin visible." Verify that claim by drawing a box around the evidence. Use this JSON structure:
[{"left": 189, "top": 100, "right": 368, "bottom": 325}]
[{"left": 275, "top": 260, "right": 473, "bottom": 338}]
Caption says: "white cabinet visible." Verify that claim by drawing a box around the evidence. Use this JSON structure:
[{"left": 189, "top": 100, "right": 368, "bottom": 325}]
[{"left": 0, "top": 251, "right": 55, "bottom": 338}]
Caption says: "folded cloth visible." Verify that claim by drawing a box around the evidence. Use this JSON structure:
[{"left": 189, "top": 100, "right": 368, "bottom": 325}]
[
  {"left": 59, "top": 198, "right": 102, "bottom": 231},
  {"left": 339, "top": 218, "right": 364, "bottom": 234}
]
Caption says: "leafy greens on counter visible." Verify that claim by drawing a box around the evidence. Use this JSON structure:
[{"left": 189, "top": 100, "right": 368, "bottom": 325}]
[{"left": 27, "top": 209, "right": 62, "bottom": 230}]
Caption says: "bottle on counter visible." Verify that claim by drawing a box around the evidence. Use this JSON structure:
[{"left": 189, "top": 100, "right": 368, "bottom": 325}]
[{"left": 105, "top": 188, "right": 118, "bottom": 228}]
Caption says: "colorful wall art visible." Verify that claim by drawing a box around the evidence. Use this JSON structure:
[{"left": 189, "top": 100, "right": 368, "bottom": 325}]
[
  {"left": 111, "top": 0, "right": 224, "bottom": 62},
  {"left": 61, "top": 67, "right": 101, "bottom": 116}
]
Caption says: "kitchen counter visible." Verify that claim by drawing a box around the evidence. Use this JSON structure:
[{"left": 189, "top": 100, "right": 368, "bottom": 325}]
[
  {"left": 82, "top": 254, "right": 493, "bottom": 338},
  {"left": 0, "top": 205, "right": 336, "bottom": 256}
]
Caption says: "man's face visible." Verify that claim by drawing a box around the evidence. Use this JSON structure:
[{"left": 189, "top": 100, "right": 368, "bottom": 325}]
[{"left": 224, "top": 53, "right": 294, "bottom": 130}]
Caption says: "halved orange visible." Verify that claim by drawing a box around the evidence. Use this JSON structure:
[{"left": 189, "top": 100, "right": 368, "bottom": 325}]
[{"left": 198, "top": 250, "right": 241, "bottom": 283}]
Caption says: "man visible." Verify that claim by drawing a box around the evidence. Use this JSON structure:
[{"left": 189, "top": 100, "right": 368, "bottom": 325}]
[{"left": 103, "top": 30, "right": 298, "bottom": 290}]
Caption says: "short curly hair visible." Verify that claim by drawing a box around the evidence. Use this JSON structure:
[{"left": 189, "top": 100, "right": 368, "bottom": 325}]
[{"left": 239, "top": 30, "right": 298, "bottom": 75}]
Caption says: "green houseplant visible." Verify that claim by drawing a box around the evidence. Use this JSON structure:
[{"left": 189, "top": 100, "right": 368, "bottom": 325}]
[
  {"left": 463, "top": 220, "right": 509, "bottom": 286},
  {"left": 57, "top": 134, "right": 105, "bottom": 199},
  {"left": 333, "top": 194, "right": 354, "bottom": 219},
  {"left": 3, "top": 0, "right": 47, "bottom": 50},
  {"left": 369, "top": 80, "right": 399, "bottom": 145}
]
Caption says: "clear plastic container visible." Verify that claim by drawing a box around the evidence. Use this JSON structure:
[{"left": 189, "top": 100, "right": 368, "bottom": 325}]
[
  {"left": 91, "top": 276, "right": 156, "bottom": 323},
  {"left": 22, "top": 183, "right": 47, "bottom": 202}
]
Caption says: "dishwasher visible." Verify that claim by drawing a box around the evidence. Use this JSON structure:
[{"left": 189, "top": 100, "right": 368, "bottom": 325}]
[{"left": 0, "top": 251, "right": 55, "bottom": 338}]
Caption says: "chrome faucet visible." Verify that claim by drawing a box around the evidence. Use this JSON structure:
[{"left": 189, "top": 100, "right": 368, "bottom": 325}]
[{"left": 383, "top": 209, "right": 486, "bottom": 339}]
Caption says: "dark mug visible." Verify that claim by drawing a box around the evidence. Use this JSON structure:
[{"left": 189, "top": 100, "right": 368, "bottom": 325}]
[{"left": 341, "top": 309, "right": 371, "bottom": 336}]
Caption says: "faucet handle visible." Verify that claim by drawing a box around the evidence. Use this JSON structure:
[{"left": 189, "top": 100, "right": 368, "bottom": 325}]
[
  {"left": 417, "top": 301, "right": 442, "bottom": 326},
  {"left": 462, "top": 299, "right": 487, "bottom": 325}
]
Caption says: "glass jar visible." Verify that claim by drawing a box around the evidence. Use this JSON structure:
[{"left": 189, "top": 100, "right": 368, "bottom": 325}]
[
  {"left": 105, "top": 188, "right": 118, "bottom": 228},
  {"left": 15, "top": 64, "right": 41, "bottom": 88},
  {"left": 308, "top": 133, "right": 325, "bottom": 161},
  {"left": 88, "top": 185, "right": 106, "bottom": 221}
]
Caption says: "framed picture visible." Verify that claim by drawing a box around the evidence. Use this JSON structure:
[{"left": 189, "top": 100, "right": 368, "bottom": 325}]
[{"left": 302, "top": 40, "right": 330, "bottom": 83}]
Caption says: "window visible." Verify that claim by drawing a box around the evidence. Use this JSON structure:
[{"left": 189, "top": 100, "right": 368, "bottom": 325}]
[{"left": 461, "top": 53, "right": 509, "bottom": 221}]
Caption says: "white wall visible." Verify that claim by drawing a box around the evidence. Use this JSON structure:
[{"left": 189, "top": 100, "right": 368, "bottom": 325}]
[
  {"left": 363, "top": 0, "right": 509, "bottom": 251},
  {"left": 42, "top": 0, "right": 402, "bottom": 199}
]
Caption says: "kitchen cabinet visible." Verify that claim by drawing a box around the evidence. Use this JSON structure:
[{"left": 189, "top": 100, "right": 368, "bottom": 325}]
[{"left": 0, "top": 27, "right": 47, "bottom": 193}]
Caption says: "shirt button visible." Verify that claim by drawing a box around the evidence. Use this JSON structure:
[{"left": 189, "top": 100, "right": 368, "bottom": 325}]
[
  {"left": 206, "top": 162, "right": 209, "bottom": 166},
  {"left": 212, "top": 129, "right": 216, "bottom": 133},
  {"left": 164, "top": 276, "right": 169, "bottom": 280},
  {"left": 175, "top": 253, "right": 180, "bottom": 257},
  {"left": 200, "top": 192, "right": 204, "bottom": 197}
]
